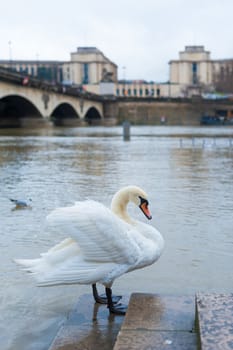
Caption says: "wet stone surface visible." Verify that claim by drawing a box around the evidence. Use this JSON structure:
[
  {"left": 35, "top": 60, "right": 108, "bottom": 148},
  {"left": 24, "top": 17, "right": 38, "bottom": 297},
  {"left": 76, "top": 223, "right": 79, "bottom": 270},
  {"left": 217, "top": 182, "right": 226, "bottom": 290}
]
[
  {"left": 114, "top": 331, "right": 197, "bottom": 350},
  {"left": 114, "top": 293, "right": 197, "bottom": 350},
  {"left": 48, "top": 293, "right": 128, "bottom": 350},
  {"left": 49, "top": 293, "right": 197, "bottom": 350},
  {"left": 120, "top": 293, "right": 195, "bottom": 331},
  {"left": 196, "top": 293, "right": 233, "bottom": 350}
]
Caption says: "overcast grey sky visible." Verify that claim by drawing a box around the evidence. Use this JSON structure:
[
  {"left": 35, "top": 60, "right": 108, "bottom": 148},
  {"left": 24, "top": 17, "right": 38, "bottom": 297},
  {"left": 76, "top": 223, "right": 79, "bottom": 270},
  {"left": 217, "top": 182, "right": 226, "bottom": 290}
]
[{"left": 1, "top": 0, "right": 233, "bottom": 82}]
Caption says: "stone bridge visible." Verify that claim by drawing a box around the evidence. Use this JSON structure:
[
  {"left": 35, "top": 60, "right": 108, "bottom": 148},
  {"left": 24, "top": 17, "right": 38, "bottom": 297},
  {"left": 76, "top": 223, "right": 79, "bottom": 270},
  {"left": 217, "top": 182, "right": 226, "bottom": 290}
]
[
  {"left": 1, "top": 68, "right": 233, "bottom": 128},
  {"left": 0, "top": 69, "right": 106, "bottom": 127}
]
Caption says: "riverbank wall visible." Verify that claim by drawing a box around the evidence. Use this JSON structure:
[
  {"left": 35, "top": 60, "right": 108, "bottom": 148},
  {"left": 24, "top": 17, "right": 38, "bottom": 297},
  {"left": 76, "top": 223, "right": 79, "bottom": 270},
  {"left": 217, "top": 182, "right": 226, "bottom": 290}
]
[{"left": 104, "top": 97, "right": 233, "bottom": 125}]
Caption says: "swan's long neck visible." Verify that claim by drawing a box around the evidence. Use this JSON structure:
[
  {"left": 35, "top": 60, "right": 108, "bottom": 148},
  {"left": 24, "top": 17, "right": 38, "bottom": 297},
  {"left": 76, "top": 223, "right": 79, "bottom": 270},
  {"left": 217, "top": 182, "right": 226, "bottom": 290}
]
[{"left": 111, "top": 189, "right": 132, "bottom": 223}]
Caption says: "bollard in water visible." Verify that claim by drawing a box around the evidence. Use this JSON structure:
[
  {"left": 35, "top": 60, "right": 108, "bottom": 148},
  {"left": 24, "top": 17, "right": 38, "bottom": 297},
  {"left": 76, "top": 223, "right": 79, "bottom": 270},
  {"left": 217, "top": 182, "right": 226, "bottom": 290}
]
[{"left": 123, "top": 120, "right": 130, "bottom": 141}]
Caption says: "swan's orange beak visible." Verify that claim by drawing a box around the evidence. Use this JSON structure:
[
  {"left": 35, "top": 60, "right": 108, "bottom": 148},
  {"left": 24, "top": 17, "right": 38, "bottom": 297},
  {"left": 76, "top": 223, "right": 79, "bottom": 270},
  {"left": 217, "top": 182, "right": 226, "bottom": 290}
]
[{"left": 139, "top": 201, "right": 152, "bottom": 220}]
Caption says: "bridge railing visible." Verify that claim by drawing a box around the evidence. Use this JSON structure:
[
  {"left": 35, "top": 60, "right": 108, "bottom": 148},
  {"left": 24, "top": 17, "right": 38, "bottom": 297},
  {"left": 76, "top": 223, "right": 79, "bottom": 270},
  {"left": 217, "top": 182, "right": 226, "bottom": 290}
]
[{"left": 0, "top": 67, "right": 103, "bottom": 101}]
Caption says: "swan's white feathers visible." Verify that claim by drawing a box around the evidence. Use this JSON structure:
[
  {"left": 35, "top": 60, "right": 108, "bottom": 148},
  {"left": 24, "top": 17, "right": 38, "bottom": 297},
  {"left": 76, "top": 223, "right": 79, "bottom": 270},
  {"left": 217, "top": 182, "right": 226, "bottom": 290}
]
[
  {"left": 15, "top": 239, "right": 79, "bottom": 271},
  {"left": 35, "top": 259, "right": 119, "bottom": 286},
  {"left": 46, "top": 200, "right": 141, "bottom": 265}
]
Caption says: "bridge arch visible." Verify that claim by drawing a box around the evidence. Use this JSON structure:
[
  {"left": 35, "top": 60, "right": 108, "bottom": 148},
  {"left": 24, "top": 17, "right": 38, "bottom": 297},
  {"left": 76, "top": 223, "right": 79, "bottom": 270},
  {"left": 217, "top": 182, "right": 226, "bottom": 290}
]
[
  {"left": 51, "top": 102, "right": 81, "bottom": 126},
  {"left": 0, "top": 95, "right": 43, "bottom": 127},
  {"left": 0, "top": 79, "right": 105, "bottom": 127},
  {"left": 84, "top": 106, "right": 102, "bottom": 125}
]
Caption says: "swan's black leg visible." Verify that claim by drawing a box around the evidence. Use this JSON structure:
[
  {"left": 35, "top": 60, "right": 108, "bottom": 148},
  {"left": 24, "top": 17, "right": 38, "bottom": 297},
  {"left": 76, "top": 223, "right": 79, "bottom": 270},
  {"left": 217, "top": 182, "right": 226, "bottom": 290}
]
[
  {"left": 92, "top": 284, "right": 121, "bottom": 304},
  {"left": 105, "top": 287, "right": 127, "bottom": 315},
  {"left": 92, "top": 284, "right": 107, "bottom": 304}
]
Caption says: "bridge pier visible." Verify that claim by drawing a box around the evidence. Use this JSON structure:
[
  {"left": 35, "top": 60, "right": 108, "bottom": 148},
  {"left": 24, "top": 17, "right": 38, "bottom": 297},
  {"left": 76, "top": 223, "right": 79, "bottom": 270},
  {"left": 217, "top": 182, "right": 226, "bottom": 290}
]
[
  {"left": 0, "top": 118, "right": 20, "bottom": 128},
  {"left": 0, "top": 116, "right": 53, "bottom": 128},
  {"left": 52, "top": 117, "right": 87, "bottom": 127},
  {"left": 20, "top": 117, "right": 52, "bottom": 128}
]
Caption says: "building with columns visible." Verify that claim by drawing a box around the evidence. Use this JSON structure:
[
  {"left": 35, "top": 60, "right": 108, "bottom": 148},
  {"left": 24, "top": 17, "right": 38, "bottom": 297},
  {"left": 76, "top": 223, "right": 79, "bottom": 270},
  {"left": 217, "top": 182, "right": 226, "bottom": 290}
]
[
  {"left": 0, "top": 45, "right": 232, "bottom": 98},
  {"left": 102, "top": 45, "right": 233, "bottom": 98},
  {"left": 115, "top": 46, "right": 232, "bottom": 99}
]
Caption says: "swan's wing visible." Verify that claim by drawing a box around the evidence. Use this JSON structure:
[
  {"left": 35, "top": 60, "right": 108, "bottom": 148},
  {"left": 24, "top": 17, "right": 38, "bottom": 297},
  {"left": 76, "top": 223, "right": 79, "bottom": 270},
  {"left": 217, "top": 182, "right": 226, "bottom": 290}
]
[{"left": 46, "top": 200, "right": 141, "bottom": 265}]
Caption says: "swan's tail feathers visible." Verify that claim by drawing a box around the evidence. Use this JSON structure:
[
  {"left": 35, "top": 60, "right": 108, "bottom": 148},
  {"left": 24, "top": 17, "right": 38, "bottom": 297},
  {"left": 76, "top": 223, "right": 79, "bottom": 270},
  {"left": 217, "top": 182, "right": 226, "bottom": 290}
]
[
  {"left": 14, "top": 258, "right": 41, "bottom": 271},
  {"left": 14, "top": 237, "right": 81, "bottom": 276},
  {"left": 14, "top": 237, "right": 116, "bottom": 287}
]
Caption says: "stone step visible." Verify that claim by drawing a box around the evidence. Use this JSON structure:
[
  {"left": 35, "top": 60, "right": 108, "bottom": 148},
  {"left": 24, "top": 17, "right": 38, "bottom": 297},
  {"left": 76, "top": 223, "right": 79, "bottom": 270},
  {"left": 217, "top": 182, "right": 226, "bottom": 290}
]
[
  {"left": 113, "top": 293, "right": 197, "bottom": 350},
  {"left": 49, "top": 293, "right": 197, "bottom": 350},
  {"left": 48, "top": 293, "right": 128, "bottom": 350},
  {"left": 196, "top": 293, "right": 233, "bottom": 350}
]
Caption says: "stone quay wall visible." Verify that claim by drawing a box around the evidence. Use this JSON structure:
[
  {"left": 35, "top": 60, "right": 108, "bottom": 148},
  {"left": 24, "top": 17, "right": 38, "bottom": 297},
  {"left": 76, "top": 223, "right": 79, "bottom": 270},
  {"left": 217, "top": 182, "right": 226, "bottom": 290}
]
[{"left": 104, "top": 97, "right": 233, "bottom": 125}]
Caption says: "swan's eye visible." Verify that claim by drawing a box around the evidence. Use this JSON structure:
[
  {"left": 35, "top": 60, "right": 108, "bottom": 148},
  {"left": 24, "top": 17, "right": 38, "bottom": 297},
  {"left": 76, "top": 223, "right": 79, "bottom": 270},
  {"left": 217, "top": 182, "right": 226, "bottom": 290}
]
[{"left": 139, "top": 196, "right": 148, "bottom": 206}]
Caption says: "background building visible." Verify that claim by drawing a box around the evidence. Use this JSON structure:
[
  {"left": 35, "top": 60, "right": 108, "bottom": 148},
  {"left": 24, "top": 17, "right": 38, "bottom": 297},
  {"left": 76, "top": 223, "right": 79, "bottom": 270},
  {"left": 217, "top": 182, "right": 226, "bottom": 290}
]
[
  {"left": 0, "top": 59, "right": 63, "bottom": 83},
  {"left": 112, "top": 45, "right": 233, "bottom": 98},
  {"left": 62, "top": 47, "right": 117, "bottom": 86},
  {"left": 0, "top": 45, "right": 232, "bottom": 98},
  {"left": 0, "top": 47, "right": 117, "bottom": 92},
  {"left": 169, "top": 46, "right": 233, "bottom": 97}
]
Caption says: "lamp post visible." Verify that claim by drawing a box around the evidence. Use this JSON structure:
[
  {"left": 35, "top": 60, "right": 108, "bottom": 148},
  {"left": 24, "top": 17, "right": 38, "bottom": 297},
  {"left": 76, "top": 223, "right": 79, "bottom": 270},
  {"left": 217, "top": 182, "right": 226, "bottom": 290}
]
[
  {"left": 8, "top": 41, "right": 12, "bottom": 68},
  {"left": 122, "top": 66, "right": 126, "bottom": 96},
  {"left": 36, "top": 53, "right": 40, "bottom": 78},
  {"left": 123, "top": 66, "right": 126, "bottom": 80}
]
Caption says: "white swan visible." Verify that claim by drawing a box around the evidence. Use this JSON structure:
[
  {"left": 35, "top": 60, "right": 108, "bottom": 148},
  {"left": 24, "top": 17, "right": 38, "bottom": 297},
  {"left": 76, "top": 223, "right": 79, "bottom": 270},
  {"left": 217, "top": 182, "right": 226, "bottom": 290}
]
[{"left": 15, "top": 185, "right": 164, "bottom": 314}]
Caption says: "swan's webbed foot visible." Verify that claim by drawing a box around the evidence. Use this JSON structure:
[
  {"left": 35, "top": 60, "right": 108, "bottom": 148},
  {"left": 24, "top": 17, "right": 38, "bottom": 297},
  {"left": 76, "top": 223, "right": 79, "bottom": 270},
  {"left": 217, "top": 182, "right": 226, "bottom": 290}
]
[
  {"left": 108, "top": 303, "right": 127, "bottom": 315},
  {"left": 92, "top": 284, "right": 122, "bottom": 305},
  {"left": 97, "top": 294, "right": 122, "bottom": 305},
  {"left": 105, "top": 287, "right": 127, "bottom": 315}
]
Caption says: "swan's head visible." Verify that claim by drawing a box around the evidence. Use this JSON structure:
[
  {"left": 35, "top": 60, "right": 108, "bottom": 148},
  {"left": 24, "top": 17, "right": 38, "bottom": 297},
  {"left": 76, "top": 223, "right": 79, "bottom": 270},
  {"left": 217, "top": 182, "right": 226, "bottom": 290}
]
[
  {"left": 128, "top": 186, "right": 152, "bottom": 220},
  {"left": 111, "top": 185, "right": 152, "bottom": 221}
]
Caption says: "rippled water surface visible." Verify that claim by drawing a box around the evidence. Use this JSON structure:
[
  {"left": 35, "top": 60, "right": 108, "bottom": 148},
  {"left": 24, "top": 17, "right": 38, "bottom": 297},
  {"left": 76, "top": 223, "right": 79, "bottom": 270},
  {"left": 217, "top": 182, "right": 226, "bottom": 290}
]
[{"left": 1, "top": 125, "right": 233, "bottom": 350}]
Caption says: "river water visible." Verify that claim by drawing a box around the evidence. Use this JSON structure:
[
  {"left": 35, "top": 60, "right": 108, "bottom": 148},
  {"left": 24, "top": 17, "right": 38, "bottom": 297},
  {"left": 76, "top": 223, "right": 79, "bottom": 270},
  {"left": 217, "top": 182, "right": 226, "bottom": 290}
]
[{"left": 1, "top": 125, "right": 233, "bottom": 350}]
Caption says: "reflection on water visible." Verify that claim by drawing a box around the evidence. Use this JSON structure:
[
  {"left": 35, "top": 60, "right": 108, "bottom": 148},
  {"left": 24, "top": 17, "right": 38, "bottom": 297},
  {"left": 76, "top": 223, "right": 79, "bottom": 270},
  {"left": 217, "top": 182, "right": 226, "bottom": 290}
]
[{"left": 0, "top": 125, "right": 233, "bottom": 350}]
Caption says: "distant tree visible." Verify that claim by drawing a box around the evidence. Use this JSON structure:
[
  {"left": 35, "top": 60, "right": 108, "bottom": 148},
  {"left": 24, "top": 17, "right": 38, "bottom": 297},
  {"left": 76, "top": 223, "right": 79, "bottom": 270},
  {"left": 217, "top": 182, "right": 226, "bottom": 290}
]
[{"left": 213, "top": 61, "right": 233, "bottom": 93}]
